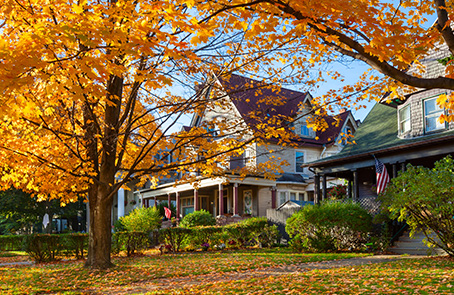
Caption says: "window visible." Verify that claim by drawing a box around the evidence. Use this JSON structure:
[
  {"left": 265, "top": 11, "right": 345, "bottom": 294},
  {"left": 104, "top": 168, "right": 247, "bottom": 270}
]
[
  {"left": 278, "top": 191, "right": 306, "bottom": 206},
  {"left": 244, "top": 149, "right": 252, "bottom": 166},
  {"left": 301, "top": 123, "right": 310, "bottom": 137},
  {"left": 296, "top": 151, "right": 304, "bottom": 173},
  {"left": 399, "top": 105, "right": 411, "bottom": 134},
  {"left": 181, "top": 198, "right": 194, "bottom": 217},
  {"left": 279, "top": 192, "right": 286, "bottom": 206},
  {"left": 341, "top": 126, "right": 352, "bottom": 145},
  {"left": 424, "top": 97, "right": 445, "bottom": 133}
]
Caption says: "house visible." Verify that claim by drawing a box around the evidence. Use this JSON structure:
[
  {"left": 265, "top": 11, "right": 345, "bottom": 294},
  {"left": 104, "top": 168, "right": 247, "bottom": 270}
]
[
  {"left": 113, "top": 74, "right": 358, "bottom": 222},
  {"left": 306, "top": 43, "right": 454, "bottom": 208}
]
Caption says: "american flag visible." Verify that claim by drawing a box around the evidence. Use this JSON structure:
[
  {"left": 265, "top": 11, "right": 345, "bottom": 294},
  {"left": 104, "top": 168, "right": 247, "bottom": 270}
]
[
  {"left": 164, "top": 206, "right": 172, "bottom": 219},
  {"left": 375, "top": 159, "right": 390, "bottom": 194}
]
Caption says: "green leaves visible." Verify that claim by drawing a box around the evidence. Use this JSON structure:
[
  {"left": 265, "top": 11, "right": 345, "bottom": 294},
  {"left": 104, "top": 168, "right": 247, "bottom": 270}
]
[
  {"left": 119, "top": 206, "right": 161, "bottom": 233},
  {"left": 381, "top": 156, "right": 454, "bottom": 256}
]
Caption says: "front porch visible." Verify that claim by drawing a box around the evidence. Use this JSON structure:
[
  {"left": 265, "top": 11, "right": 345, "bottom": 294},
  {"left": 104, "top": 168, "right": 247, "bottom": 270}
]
[{"left": 136, "top": 176, "right": 278, "bottom": 220}]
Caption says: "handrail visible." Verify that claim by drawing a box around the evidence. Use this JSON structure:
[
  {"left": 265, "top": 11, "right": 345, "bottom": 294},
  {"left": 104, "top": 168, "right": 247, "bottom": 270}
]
[{"left": 391, "top": 223, "right": 408, "bottom": 244}]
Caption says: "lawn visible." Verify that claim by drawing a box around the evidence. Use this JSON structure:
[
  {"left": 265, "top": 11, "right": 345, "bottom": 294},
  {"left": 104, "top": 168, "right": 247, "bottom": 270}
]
[
  {"left": 0, "top": 248, "right": 365, "bottom": 294},
  {"left": 151, "top": 256, "right": 454, "bottom": 295}
]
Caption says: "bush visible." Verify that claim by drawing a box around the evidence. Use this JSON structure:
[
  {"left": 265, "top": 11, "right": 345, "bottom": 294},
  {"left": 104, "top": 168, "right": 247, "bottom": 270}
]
[
  {"left": 257, "top": 224, "right": 280, "bottom": 247},
  {"left": 381, "top": 156, "right": 454, "bottom": 256},
  {"left": 158, "top": 227, "right": 192, "bottom": 252},
  {"left": 61, "top": 233, "right": 88, "bottom": 259},
  {"left": 224, "top": 217, "right": 268, "bottom": 247},
  {"left": 0, "top": 235, "right": 25, "bottom": 251},
  {"left": 286, "top": 200, "right": 372, "bottom": 252},
  {"left": 22, "top": 234, "right": 63, "bottom": 262},
  {"left": 186, "top": 226, "right": 223, "bottom": 248},
  {"left": 180, "top": 210, "right": 216, "bottom": 227},
  {"left": 112, "top": 231, "right": 149, "bottom": 256},
  {"left": 120, "top": 206, "right": 161, "bottom": 233}
]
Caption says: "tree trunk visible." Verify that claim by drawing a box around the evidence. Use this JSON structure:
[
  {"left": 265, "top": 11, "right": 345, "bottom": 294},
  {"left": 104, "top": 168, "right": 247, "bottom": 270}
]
[{"left": 85, "top": 185, "right": 114, "bottom": 269}]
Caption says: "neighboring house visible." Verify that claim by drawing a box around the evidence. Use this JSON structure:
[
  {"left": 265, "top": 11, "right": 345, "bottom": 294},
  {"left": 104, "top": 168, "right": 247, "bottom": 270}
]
[
  {"left": 113, "top": 74, "right": 358, "bottom": 222},
  {"left": 306, "top": 43, "right": 454, "bottom": 207}
]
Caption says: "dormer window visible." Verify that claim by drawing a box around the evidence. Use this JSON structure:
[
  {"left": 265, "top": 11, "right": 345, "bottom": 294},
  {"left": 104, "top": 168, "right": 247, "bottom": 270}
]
[
  {"left": 424, "top": 96, "right": 445, "bottom": 133},
  {"left": 341, "top": 125, "right": 352, "bottom": 145},
  {"left": 399, "top": 105, "right": 411, "bottom": 134}
]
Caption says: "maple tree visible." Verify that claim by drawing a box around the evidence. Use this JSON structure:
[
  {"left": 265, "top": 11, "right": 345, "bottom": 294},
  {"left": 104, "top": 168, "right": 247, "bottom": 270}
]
[
  {"left": 0, "top": 1, "right": 305, "bottom": 269},
  {"left": 201, "top": 0, "right": 454, "bottom": 118}
]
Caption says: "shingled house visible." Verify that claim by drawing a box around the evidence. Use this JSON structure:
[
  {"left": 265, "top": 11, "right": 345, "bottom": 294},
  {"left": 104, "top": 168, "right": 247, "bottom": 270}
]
[
  {"left": 113, "top": 74, "right": 358, "bottom": 222},
  {"left": 307, "top": 43, "right": 454, "bottom": 210}
]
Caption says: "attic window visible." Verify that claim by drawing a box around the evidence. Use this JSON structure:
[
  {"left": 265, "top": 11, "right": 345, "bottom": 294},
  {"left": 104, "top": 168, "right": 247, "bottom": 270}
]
[
  {"left": 301, "top": 123, "right": 310, "bottom": 137},
  {"left": 424, "top": 96, "right": 445, "bottom": 133},
  {"left": 399, "top": 105, "right": 411, "bottom": 134}
]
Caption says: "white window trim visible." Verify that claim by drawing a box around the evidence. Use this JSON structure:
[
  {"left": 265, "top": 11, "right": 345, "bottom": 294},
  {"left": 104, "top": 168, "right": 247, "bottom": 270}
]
[{"left": 398, "top": 104, "right": 411, "bottom": 134}]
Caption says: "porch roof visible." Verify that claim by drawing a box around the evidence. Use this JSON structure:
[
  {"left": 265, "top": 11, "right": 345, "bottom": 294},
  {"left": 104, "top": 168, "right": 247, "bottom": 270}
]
[
  {"left": 137, "top": 175, "right": 276, "bottom": 198},
  {"left": 306, "top": 103, "right": 454, "bottom": 174}
]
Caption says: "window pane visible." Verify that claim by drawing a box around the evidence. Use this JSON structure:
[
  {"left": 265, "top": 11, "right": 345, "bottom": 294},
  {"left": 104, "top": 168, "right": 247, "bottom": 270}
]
[
  {"left": 425, "top": 98, "right": 439, "bottom": 115},
  {"left": 296, "top": 151, "right": 304, "bottom": 173},
  {"left": 290, "top": 192, "right": 296, "bottom": 200},
  {"left": 424, "top": 98, "right": 444, "bottom": 132},
  {"left": 279, "top": 192, "right": 286, "bottom": 206},
  {"left": 301, "top": 124, "right": 310, "bottom": 136},
  {"left": 299, "top": 193, "right": 305, "bottom": 201}
]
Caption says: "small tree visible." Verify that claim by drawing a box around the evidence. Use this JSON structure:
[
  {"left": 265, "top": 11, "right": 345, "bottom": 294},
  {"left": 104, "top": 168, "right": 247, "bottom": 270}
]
[
  {"left": 381, "top": 156, "right": 454, "bottom": 256},
  {"left": 119, "top": 206, "right": 161, "bottom": 233}
]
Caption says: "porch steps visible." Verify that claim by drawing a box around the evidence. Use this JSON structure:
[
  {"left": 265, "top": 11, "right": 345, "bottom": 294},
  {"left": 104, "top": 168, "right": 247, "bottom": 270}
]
[{"left": 389, "top": 231, "right": 446, "bottom": 256}]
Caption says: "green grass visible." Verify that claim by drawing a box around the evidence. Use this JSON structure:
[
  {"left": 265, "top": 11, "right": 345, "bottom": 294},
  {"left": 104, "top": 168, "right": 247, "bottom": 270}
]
[
  {"left": 0, "top": 251, "right": 27, "bottom": 258},
  {"left": 0, "top": 248, "right": 365, "bottom": 294}
]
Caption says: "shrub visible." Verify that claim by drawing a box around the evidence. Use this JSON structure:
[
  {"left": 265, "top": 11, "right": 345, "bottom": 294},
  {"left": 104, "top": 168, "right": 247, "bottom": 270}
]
[
  {"left": 286, "top": 200, "right": 372, "bottom": 252},
  {"left": 158, "top": 227, "right": 192, "bottom": 252},
  {"left": 120, "top": 206, "right": 161, "bottom": 233},
  {"left": 112, "top": 231, "right": 149, "bottom": 256},
  {"left": 257, "top": 224, "right": 280, "bottom": 247},
  {"left": 186, "top": 226, "right": 223, "bottom": 248},
  {"left": 380, "top": 156, "right": 454, "bottom": 256},
  {"left": 62, "top": 233, "right": 88, "bottom": 259},
  {"left": 22, "top": 234, "right": 63, "bottom": 262},
  {"left": 113, "top": 218, "right": 126, "bottom": 233},
  {"left": 224, "top": 217, "right": 268, "bottom": 247},
  {"left": 0, "top": 235, "right": 25, "bottom": 251},
  {"left": 180, "top": 210, "right": 216, "bottom": 227}
]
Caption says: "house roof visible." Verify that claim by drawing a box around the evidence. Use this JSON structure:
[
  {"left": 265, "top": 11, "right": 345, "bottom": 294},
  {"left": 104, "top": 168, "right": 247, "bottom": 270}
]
[
  {"left": 307, "top": 102, "right": 454, "bottom": 167},
  {"left": 215, "top": 74, "right": 354, "bottom": 147}
]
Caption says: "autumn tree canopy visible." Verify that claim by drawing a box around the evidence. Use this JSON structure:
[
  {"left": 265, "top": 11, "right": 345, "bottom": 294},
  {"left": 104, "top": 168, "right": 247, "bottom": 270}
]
[
  {"left": 201, "top": 0, "right": 454, "bottom": 119},
  {"left": 0, "top": 0, "right": 309, "bottom": 269}
]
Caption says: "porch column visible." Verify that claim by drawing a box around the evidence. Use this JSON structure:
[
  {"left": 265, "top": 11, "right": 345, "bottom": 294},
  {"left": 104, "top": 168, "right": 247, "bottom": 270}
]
[
  {"left": 392, "top": 163, "right": 398, "bottom": 178},
  {"left": 271, "top": 186, "right": 277, "bottom": 209},
  {"left": 194, "top": 189, "right": 199, "bottom": 211},
  {"left": 117, "top": 188, "right": 125, "bottom": 218},
  {"left": 167, "top": 193, "right": 171, "bottom": 208},
  {"left": 233, "top": 183, "right": 239, "bottom": 216},
  {"left": 314, "top": 174, "right": 320, "bottom": 204},
  {"left": 400, "top": 162, "right": 406, "bottom": 172},
  {"left": 347, "top": 179, "right": 352, "bottom": 199},
  {"left": 352, "top": 170, "right": 359, "bottom": 201},
  {"left": 322, "top": 174, "right": 327, "bottom": 200},
  {"left": 218, "top": 183, "right": 224, "bottom": 216},
  {"left": 176, "top": 192, "right": 181, "bottom": 219},
  {"left": 154, "top": 196, "right": 157, "bottom": 208}
]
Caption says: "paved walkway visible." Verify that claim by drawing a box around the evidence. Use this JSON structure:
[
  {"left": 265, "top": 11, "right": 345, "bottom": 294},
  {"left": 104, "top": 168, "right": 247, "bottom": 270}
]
[{"left": 95, "top": 254, "right": 430, "bottom": 294}]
